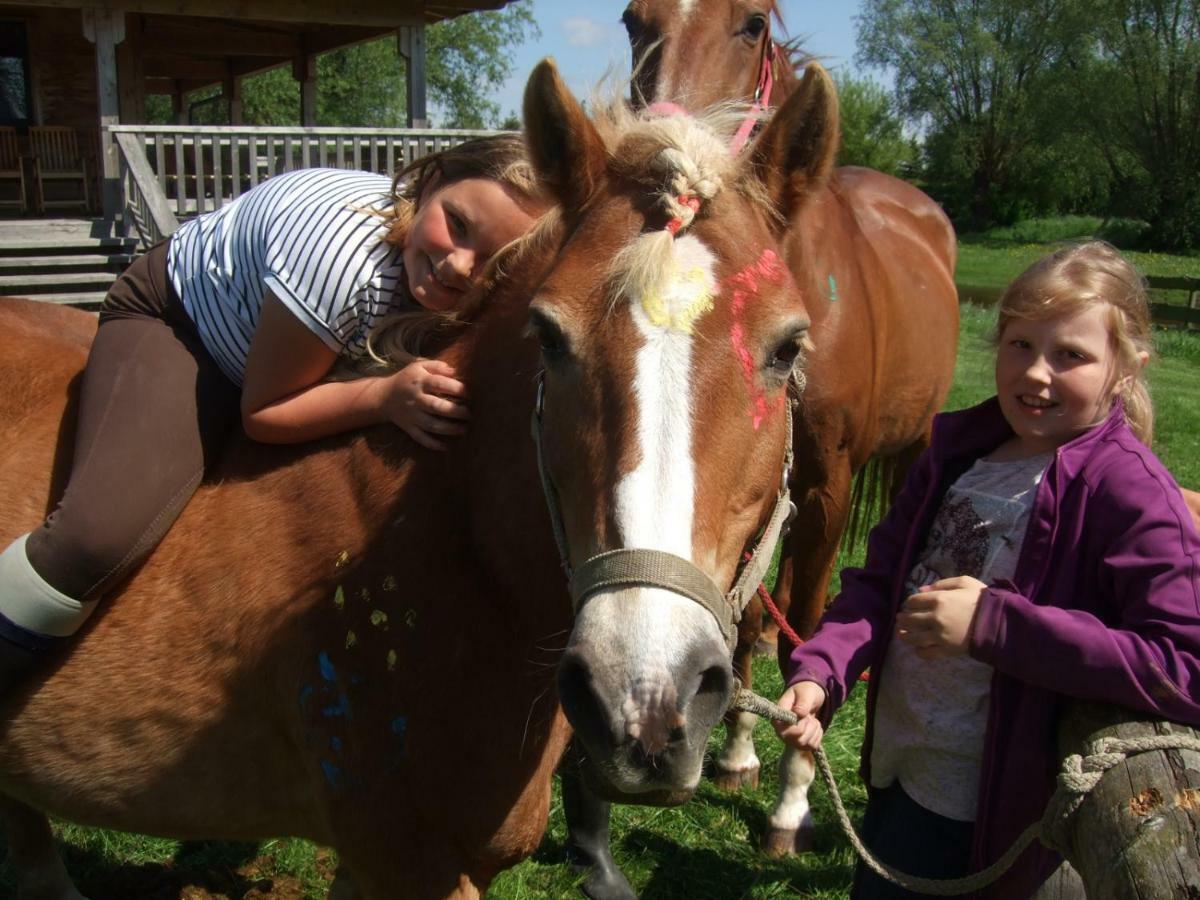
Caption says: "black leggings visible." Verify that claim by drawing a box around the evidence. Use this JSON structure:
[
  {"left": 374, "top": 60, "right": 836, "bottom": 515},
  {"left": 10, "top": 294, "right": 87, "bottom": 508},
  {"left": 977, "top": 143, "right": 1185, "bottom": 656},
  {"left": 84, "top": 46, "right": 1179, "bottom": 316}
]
[
  {"left": 850, "top": 781, "right": 974, "bottom": 899},
  {"left": 24, "top": 241, "right": 240, "bottom": 601}
]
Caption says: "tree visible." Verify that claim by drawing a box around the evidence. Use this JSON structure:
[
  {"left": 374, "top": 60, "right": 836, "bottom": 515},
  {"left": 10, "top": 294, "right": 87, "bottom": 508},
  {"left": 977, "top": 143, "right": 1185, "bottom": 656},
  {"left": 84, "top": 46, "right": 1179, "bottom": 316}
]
[
  {"left": 1076, "top": 0, "right": 1200, "bottom": 249},
  {"left": 857, "top": 0, "right": 1090, "bottom": 229},
  {"left": 833, "top": 71, "right": 914, "bottom": 176},
  {"left": 427, "top": 4, "right": 539, "bottom": 128},
  {"left": 150, "top": 1, "right": 538, "bottom": 129}
]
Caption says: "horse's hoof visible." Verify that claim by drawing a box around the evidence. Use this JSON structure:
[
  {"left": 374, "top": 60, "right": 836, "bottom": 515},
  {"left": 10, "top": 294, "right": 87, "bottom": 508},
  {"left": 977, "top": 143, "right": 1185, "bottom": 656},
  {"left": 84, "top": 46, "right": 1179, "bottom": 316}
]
[
  {"left": 711, "top": 765, "right": 760, "bottom": 791},
  {"left": 761, "top": 824, "right": 813, "bottom": 858},
  {"left": 576, "top": 862, "right": 637, "bottom": 900},
  {"left": 752, "top": 635, "right": 778, "bottom": 656}
]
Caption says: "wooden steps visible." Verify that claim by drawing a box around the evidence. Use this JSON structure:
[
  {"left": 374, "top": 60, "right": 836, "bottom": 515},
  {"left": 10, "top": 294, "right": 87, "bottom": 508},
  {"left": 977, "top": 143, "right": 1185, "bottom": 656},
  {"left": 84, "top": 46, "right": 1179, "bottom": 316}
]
[{"left": 0, "top": 217, "right": 135, "bottom": 309}]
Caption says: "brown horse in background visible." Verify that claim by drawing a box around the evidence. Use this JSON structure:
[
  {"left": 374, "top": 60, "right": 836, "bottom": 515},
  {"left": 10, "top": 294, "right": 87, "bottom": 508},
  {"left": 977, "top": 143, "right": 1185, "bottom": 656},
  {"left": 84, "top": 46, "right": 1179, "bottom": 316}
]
[
  {"left": 622, "top": 0, "right": 960, "bottom": 863},
  {"left": 0, "top": 57, "right": 839, "bottom": 899}
]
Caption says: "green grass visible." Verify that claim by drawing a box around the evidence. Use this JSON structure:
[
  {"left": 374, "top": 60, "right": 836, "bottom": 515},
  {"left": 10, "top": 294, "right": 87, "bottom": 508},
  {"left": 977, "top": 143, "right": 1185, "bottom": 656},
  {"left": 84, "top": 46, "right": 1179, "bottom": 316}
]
[
  {"left": 955, "top": 225, "right": 1200, "bottom": 310},
  {"left": 5, "top": 242, "right": 1198, "bottom": 898}
]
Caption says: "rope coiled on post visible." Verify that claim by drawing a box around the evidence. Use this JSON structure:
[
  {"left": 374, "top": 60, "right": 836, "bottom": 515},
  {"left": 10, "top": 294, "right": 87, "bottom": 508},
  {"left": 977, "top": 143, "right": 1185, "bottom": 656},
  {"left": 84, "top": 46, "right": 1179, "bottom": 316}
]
[{"left": 731, "top": 687, "right": 1200, "bottom": 896}]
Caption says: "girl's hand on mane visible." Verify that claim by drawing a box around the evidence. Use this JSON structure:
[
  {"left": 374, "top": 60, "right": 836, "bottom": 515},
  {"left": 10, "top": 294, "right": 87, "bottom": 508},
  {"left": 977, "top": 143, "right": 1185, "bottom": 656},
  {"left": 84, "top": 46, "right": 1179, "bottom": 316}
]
[
  {"left": 896, "top": 576, "right": 987, "bottom": 660},
  {"left": 379, "top": 358, "right": 469, "bottom": 451}
]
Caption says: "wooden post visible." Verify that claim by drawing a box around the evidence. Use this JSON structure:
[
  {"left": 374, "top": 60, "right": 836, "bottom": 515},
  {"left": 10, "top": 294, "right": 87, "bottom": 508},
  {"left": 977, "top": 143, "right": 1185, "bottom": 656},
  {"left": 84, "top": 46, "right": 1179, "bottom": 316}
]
[
  {"left": 115, "top": 13, "right": 144, "bottom": 124},
  {"left": 82, "top": 8, "right": 124, "bottom": 223},
  {"left": 398, "top": 23, "right": 428, "bottom": 129},
  {"left": 170, "top": 82, "right": 187, "bottom": 125},
  {"left": 293, "top": 53, "right": 317, "bottom": 128},
  {"left": 1054, "top": 702, "right": 1200, "bottom": 898},
  {"left": 225, "top": 67, "right": 243, "bottom": 126}
]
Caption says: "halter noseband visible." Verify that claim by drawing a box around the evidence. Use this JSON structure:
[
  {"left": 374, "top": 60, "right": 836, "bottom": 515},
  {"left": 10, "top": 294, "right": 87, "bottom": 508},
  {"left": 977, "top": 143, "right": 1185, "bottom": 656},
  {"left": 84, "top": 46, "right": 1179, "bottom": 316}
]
[{"left": 530, "top": 369, "right": 797, "bottom": 653}]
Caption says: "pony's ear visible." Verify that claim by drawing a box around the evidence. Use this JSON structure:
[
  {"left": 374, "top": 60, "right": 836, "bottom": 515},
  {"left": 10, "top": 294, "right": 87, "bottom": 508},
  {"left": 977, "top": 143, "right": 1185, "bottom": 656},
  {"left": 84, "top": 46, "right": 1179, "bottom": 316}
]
[
  {"left": 523, "top": 58, "right": 608, "bottom": 216},
  {"left": 741, "top": 62, "right": 839, "bottom": 232}
]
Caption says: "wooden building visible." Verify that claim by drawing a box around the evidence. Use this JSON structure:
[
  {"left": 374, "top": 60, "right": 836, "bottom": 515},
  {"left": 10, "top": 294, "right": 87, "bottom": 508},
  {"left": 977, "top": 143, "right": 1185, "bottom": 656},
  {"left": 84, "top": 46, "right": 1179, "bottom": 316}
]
[{"left": 0, "top": 0, "right": 514, "bottom": 219}]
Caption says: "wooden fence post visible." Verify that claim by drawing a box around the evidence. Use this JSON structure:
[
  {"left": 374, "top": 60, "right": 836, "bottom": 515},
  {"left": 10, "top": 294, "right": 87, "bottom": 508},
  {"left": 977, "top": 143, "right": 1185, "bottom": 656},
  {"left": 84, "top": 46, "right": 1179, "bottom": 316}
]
[{"left": 1054, "top": 702, "right": 1200, "bottom": 898}]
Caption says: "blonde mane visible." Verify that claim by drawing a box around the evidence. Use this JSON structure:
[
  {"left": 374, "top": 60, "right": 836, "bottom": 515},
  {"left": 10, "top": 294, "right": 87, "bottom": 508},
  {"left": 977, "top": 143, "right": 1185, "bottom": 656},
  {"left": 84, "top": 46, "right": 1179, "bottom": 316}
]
[{"left": 590, "top": 97, "right": 764, "bottom": 314}]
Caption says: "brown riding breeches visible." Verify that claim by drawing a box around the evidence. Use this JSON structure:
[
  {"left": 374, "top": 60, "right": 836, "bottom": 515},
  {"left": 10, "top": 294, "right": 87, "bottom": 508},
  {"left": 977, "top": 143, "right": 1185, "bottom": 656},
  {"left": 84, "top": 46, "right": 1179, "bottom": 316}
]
[{"left": 24, "top": 241, "right": 241, "bottom": 602}]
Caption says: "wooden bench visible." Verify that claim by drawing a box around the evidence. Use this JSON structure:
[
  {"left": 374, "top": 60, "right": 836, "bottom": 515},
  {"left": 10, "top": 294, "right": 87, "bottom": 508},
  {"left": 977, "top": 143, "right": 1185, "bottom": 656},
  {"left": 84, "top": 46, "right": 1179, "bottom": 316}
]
[
  {"left": 29, "top": 125, "right": 90, "bottom": 213},
  {"left": 0, "top": 126, "right": 28, "bottom": 213},
  {"left": 1147, "top": 274, "right": 1200, "bottom": 328}
]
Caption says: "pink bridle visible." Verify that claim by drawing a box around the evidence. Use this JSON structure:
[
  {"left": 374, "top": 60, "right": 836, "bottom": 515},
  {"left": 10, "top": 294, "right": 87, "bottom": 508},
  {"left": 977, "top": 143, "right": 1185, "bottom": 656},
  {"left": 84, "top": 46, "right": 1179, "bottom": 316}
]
[
  {"left": 729, "top": 27, "right": 777, "bottom": 154},
  {"left": 645, "top": 21, "right": 777, "bottom": 156}
]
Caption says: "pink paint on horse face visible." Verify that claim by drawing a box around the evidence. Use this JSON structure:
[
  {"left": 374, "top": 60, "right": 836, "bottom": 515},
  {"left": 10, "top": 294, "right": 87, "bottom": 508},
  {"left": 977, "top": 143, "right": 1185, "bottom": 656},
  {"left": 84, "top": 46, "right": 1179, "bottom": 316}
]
[{"left": 727, "top": 248, "right": 790, "bottom": 429}]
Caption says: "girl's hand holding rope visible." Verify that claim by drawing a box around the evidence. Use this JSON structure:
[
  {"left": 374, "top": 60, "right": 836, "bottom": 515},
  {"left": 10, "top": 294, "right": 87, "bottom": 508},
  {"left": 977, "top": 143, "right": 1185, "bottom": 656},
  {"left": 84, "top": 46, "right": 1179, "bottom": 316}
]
[{"left": 773, "top": 681, "right": 828, "bottom": 751}]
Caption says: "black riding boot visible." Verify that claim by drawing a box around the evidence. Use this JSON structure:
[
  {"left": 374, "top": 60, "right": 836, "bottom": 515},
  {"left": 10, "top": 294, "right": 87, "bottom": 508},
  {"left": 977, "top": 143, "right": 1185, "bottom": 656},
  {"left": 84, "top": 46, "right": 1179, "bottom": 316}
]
[{"left": 561, "top": 746, "right": 637, "bottom": 900}]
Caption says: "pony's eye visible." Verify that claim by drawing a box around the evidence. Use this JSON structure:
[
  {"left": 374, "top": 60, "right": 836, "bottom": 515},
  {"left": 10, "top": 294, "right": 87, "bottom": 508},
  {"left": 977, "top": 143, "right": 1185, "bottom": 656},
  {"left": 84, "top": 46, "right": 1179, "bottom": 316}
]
[
  {"left": 742, "top": 14, "right": 768, "bottom": 40},
  {"left": 528, "top": 308, "right": 571, "bottom": 363},
  {"left": 622, "top": 8, "right": 644, "bottom": 38},
  {"left": 768, "top": 336, "right": 803, "bottom": 377}
]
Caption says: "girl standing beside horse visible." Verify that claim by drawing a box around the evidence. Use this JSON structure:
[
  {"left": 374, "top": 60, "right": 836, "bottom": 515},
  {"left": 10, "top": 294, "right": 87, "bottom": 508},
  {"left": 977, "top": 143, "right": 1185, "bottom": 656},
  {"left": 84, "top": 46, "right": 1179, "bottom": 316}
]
[
  {"left": 776, "top": 241, "right": 1200, "bottom": 899},
  {"left": 0, "top": 134, "right": 548, "bottom": 688}
]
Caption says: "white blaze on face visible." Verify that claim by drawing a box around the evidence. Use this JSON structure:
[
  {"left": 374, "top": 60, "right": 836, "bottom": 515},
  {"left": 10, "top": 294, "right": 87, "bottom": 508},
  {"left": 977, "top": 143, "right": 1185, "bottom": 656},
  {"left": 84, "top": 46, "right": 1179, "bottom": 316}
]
[
  {"left": 614, "top": 233, "right": 718, "bottom": 558},
  {"left": 571, "top": 231, "right": 722, "bottom": 774},
  {"left": 677, "top": 0, "right": 697, "bottom": 20}
]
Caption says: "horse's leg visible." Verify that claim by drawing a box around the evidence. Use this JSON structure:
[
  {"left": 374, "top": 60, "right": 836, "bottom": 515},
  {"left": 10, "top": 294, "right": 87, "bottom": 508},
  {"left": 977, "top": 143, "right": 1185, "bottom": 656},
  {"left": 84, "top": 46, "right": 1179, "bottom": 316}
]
[
  {"left": 326, "top": 865, "right": 362, "bottom": 900},
  {"left": 755, "top": 555, "right": 790, "bottom": 656},
  {"left": 764, "top": 444, "right": 853, "bottom": 857},
  {"left": 763, "top": 747, "right": 817, "bottom": 858},
  {"left": 336, "top": 847, "right": 484, "bottom": 900},
  {"left": 560, "top": 740, "right": 636, "bottom": 900},
  {"left": 0, "top": 795, "right": 86, "bottom": 900},
  {"left": 713, "top": 592, "right": 762, "bottom": 791}
]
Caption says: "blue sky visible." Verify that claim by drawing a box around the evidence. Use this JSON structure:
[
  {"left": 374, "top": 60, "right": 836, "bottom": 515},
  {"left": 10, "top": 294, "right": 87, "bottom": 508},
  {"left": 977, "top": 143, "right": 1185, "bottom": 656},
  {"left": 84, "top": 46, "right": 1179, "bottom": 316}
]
[{"left": 491, "top": 1, "right": 878, "bottom": 120}]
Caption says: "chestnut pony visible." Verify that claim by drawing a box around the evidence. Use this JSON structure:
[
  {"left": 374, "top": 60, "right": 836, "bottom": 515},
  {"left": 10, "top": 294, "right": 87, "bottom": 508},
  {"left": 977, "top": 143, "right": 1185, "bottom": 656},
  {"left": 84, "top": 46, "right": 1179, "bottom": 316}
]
[
  {"left": 0, "top": 59, "right": 836, "bottom": 899},
  {"left": 617, "top": 0, "right": 961, "bottom": 863}
]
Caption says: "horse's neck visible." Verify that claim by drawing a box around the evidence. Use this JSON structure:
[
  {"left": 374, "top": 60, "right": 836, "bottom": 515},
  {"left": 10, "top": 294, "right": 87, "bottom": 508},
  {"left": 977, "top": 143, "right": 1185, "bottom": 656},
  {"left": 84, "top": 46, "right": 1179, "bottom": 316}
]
[{"left": 451, "top": 280, "right": 574, "bottom": 642}]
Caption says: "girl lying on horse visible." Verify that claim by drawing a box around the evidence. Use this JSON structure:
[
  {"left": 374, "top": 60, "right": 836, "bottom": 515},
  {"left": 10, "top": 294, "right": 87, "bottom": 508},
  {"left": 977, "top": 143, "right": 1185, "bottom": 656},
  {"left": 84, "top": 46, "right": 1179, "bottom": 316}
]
[
  {"left": 775, "top": 241, "right": 1200, "bottom": 899},
  {"left": 0, "top": 134, "right": 548, "bottom": 688}
]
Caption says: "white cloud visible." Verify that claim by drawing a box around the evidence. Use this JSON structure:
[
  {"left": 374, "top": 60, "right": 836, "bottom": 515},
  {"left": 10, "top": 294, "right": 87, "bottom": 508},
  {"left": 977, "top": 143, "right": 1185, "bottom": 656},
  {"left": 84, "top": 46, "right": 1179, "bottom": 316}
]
[{"left": 563, "top": 16, "right": 614, "bottom": 47}]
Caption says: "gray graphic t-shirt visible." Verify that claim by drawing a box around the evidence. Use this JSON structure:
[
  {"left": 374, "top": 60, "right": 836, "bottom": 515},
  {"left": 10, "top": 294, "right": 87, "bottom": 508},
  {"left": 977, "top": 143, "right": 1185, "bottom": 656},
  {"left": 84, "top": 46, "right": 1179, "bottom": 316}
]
[{"left": 869, "top": 452, "right": 1050, "bottom": 821}]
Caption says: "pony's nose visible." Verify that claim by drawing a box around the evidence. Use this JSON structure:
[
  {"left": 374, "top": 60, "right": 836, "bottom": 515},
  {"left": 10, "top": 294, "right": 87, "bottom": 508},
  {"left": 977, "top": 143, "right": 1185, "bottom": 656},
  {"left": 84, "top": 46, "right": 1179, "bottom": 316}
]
[{"left": 558, "top": 640, "right": 733, "bottom": 766}]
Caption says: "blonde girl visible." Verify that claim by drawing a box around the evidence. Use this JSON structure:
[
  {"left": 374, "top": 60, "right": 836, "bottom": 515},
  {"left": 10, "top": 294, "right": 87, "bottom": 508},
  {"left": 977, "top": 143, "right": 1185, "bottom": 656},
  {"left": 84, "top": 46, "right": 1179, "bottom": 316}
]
[
  {"left": 776, "top": 241, "right": 1200, "bottom": 899},
  {"left": 0, "top": 134, "right": 548, "bottom": 687}
]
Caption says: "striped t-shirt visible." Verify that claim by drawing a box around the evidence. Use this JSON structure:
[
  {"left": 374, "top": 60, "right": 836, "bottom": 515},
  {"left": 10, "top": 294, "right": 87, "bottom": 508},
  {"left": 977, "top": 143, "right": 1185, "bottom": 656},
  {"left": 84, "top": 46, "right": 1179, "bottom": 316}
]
[{"left": 167, "top": 168, "right": 406, "bottom": 384}]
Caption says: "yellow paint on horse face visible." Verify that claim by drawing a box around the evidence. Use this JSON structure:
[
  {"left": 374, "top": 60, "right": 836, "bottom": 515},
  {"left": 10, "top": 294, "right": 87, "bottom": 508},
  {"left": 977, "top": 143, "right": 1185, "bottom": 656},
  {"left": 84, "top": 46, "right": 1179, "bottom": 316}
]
[
  {"left": 629, "top": 233, "right": 718, "bottom": 335},
  {"left": 345, "top": 630, "right": 357, "bottom": 649},
  {"left": 333, "top": 585, "right": 345, "bottom": 609},
  {"left": 387, "top": 649, "right": 397, "bottom": 671},
  {"left": 641, "top": 265, "right": 714, "bottom": 334},
  {"left": 370, "top": 609, "right": 389, "bottom": 628}
]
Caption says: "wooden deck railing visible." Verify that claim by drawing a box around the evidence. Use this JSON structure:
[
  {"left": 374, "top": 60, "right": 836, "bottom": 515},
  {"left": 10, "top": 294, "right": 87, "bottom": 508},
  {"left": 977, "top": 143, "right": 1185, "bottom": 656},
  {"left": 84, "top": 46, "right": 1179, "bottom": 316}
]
[
  {"left": 106, "top": 124, "right": 500, "bottom": 245},
  {"left": 113, "top": 131, "right": 179, "bottom": 248}
]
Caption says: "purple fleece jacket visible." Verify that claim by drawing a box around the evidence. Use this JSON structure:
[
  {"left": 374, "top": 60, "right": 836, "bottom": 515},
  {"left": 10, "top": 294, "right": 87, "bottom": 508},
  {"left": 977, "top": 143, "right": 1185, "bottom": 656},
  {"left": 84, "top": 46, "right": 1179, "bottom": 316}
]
[{"left": 785, "top": 397, "right": 1200, "bottom": 899}]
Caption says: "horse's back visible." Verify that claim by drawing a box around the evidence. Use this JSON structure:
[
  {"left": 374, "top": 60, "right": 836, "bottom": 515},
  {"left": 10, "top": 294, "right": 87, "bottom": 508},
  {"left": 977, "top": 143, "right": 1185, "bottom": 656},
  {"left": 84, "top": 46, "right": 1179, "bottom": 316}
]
[
  {"left": 0, "top": 298, "right": 94, "bottom": 524},
  {"left": 1, "top": 292, "right": 93, "bottom": 348},
  {"left": 790, "top": 166, "right": 958, "bottom": 458},
  {"left": 833, "top": 166, "right": 957, "bottom": 273}
]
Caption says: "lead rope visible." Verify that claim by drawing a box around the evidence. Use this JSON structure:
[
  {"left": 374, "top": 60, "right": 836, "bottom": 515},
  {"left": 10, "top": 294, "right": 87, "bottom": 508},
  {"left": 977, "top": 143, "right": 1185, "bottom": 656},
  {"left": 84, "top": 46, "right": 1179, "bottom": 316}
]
[{"left": 731, "top": 689, "right": 1200, "bottom": 895}]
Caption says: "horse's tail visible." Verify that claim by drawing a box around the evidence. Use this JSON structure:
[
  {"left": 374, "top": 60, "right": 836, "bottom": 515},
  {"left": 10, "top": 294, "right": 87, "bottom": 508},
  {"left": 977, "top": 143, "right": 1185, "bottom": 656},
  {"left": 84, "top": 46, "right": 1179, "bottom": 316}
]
[{"left": 843, "top": 451, "right": 911, "bottom": 556}]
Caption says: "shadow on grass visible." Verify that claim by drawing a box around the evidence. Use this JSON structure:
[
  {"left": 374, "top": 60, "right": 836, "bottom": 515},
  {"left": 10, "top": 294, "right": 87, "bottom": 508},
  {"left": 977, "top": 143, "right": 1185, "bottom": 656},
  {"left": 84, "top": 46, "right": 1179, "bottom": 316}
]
[
  {"left": 2, "top": 838, "right": 314, "bottom": 900},
  {"left": 626, "top": 826, "right": 854, "bottom": 898}
]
